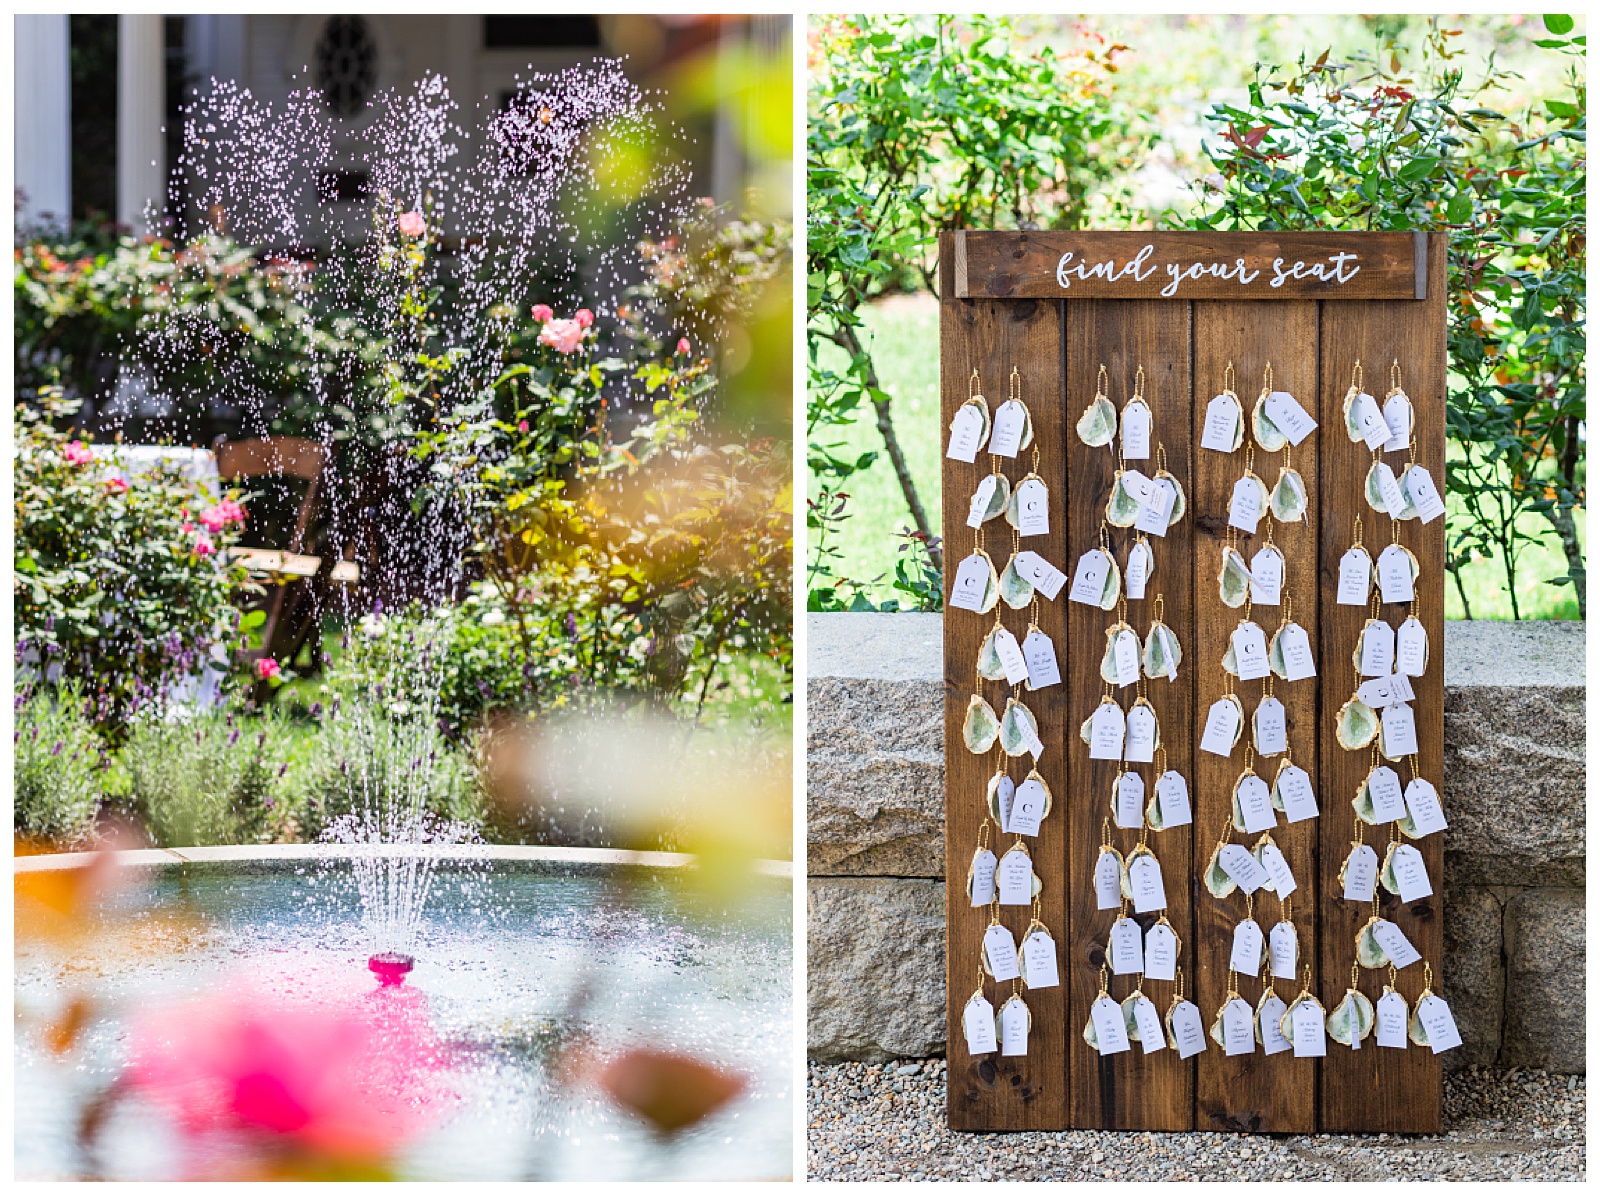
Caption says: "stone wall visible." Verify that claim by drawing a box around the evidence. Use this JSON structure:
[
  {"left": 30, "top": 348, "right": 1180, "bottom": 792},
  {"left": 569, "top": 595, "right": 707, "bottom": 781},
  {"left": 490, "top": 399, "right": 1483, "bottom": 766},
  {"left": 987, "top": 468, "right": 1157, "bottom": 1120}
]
[{"left": 807, "top": 615, "right": 1585, "bottom": 1072}]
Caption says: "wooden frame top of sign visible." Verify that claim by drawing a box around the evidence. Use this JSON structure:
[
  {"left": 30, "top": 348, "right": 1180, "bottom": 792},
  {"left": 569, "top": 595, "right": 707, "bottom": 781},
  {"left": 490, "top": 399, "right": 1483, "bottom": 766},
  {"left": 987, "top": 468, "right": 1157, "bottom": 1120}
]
[{"left": 939, "top": 230, "right": 1446, "bottom": 1136}]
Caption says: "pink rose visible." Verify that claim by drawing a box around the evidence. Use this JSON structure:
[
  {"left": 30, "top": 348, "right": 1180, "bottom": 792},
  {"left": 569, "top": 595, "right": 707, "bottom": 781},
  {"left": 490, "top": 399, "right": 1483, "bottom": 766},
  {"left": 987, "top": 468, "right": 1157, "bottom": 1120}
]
[
  {"left": 574, "top": 308, "right": 594, "bottom": 328},
  {"left": 199, "top": 499, "right": 247, "bottom": 531},
  {"left": 397, "top": 211, "right": 426, "bottom": 238},
  {"left": 676, "top": 337, "right": 691, "bottom": 355},
  {"left": 181, "top": 521, "right": 195, "bottom": 534},
  {"left": 63, "top": 440, "right": 93, "bottom": 466},
  {"left": 257, "top": 657, "right": 281, "bottom": 681},
  {"left": 538, "top": 318, "right": 586, "bottom": 355},
  {"left": 530, "top": 304, "right": 553, "bottom": 323},
  {"left": 193, "top": 534, "right": 215, "bottom": 558},
  {"left": 517, "top": 420, "right": 529, "bottom": 433},
  {"left": 105, "top": 477, "right": 129, "bottom": 495}
]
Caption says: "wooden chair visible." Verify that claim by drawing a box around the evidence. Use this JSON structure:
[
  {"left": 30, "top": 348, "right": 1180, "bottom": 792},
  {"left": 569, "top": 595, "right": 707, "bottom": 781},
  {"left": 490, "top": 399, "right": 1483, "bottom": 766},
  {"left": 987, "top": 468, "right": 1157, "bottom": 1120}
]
[{"left": 214, "top": 436, "right": 360, "bottom": 678}]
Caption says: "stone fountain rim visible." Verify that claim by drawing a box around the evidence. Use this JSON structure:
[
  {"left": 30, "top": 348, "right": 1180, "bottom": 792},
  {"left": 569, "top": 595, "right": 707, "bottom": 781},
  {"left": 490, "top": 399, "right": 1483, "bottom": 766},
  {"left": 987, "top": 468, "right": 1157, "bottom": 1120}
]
[{"left": 13, "top": 842, "right": 793, "bottom": 878}]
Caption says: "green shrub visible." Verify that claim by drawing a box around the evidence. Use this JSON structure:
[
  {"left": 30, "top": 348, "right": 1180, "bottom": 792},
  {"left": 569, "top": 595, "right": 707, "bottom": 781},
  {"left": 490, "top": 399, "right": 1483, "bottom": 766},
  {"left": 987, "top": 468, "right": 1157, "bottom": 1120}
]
[
  {"left": 120, "top": 710, "right": 289, "bottom": 847},
  {"left": 14, "top": 684, "right": 104, "bottom": 846}
]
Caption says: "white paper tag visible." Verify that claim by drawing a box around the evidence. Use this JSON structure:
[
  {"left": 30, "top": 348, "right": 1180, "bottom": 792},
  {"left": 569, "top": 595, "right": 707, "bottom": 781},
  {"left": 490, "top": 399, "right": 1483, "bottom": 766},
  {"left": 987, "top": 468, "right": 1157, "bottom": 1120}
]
[
  {"left": 1360, "top": 620, "right": 1396, "bottom": 677},
  {"left": 1110, "top": 916, "right": 1144, "bottom": 975},
  {"left": 964, "top": 993, "right": 997, "bottom": 1054},
  {"left": 1009, "top": 777, "right": 1049, "bottom": 838},
  {"left": 1389, "top": 670, "right": 1416, "bottom": 702},
  {"left": 1337, "top": 548, "right": 1372, "bottom": 605},
  {"left": 1292, "top": 1002, "right": 1327, "bottom": 1057},
  {"left": 1228, "top": 475, "right": 1263, "bottom": 534},
  {"left": 969, "top": 848, "right": 997, "bottom": 906},
  {"left": 1375, "top": 461, "right": 1407, "bottom": 517},
  {"left": 1121, "top": 403, "right": 1152, "bottom": 460},
  {"left": 1022, "top": 629, "right": 1061, "bottom": 690},
  {"left": 1250, "top": 546, "right": 1283, "bottom": 606},
  {"left": 1383, "top": 392, "right": 1412, "bottom": 452},
  {"left": 1114, "top": 771, "right": 1145, "bottom": 830},
  {"left": 1132, "top": 994, "right": 1165, "bottom": 1055},
  {"left": 1201, "top": 393, "right": 1241, "bottom": 453},
  {"left": 1218, "top": 843, "right": 1268, "bottom": 893},
  {"left": 966, "top": 475, "right": 999, "bottom": 529},
  {"left": 1373, "top": 919, "right": 1421, "bottom": 969},
  {"left": 1014, "top": 477, "right": 1050, "bottom": 537},
  {"left": 984, "top": 923, "right": 1020, "bottom": 982},
  {"left": 1376, "top": 990, "right": 1409, "bottom": 1048},
  {"left": 1159, "top": 626, "right": 1180, "bottom": 683},
  {"left": 1404, "top": 465, "right": 1446, "bottom": 524},
  {"left": 1091, "top": 995, "right": 1131, "bottom": 1055},
  {"left": 1264, "top": 389, "right": 1317, "bottom": 445},
  {"left": 1124, "top": 704, "right": 1156, "bottom": 764},
  {"left": 1089, "top": 701, "right": 1125, "bottom": 761},
  {"left": 1417, "top": 994, "right": 1463, "bottom": 1053},
  {"left": 1118, "top": 469, "right": 1154, "bottom": 508},
  {"left": 1257, "top": 844, "right": 1294, "bottom": 900},
  {"left": 1269, "top": 921, "right": 1298, "bottom": 979},
  {"left": 1112, "top": 628, "right": 1141, "bottom": 687},
  {"left": 1125, "top": 540, "right": 1151, "bottom": 599},
  {"left": 1232, "top": 622, "right": 1271, "bottom": 681},
  {"left": 1357, "top": 675, "right": 1399, "bottom": 709},
  {"left": 1014, "top": 551, "right": 1067, "bottom": 602},
  {"left": 1279, "top": 624, "right": 1317, "bottom": 681},
  {"left": 1154, "top": 771, "right": 1192, "bottom": 827},
  {"left": 992, "top": 627, "right": 1030, "bottom": 687},
  {"left": 947, "top": 404, "right": 987, "bottom": 462},
  {"left": 989, "top": 400, "right": 1027, "bottom": 458},
  {"left": 1377, "top": 544, "right": 1416, "bottom": 604},
  {"left": 1236, "top": 775, "right": 1277, "bottom": 834},
  {"left": 1276, "top": 764, "right": 1319, "bottom": 823},
  {"left": 1253, "top": 696, "right": 1288, "bottom": 756},
  {"left": 950, "top": 553, "right": 992, "bottom": 612},
  {"left": 992, "top": 776, "right": 1015, "bottom": 833},
  {"left": 1404, "top": 777, "right": 1448, "bottom": 837},
  {"left": 1381, "top": 702, "right": 1419, "bottom": 758},
  {"left": 1021, "top": 930, "right": 1060, "bottom": 989},
  {"left": 1229, "top": 918, "right": 1264, "bottom": 974},
  {"left": 1144, "top": 923, "right": 1177, "bottom": 981},
  {"left": 1170, "top": 1000, "right": 1206, "bottom": 1059},
  {"left": 1391, "top": 844, "right": 1433, "bottom": 902},
  {"left": 1368, "top": 766, "right": 1407, "bottom": 822},
  {"left": 1000, "top": 994, "right": 1030, "bottom": 1056},
  {"left": 1094, "top": 849, "right": 1123, "bottom": 911},
  {"left": 1352, "top": 391, "right": 1389, "bottom": 450},
  {"left": 998, "top": 847, "right": 1033, "bottom": 906},
  {"left": 1395, "top": 618, "right": 1427, "bottom": 677},
  {"left": 1200, "top": 698, "right": 1241, "bottom": 757},
  {"left": 1128, "top": 853, "right": 1167, "bottom": 914},
  {"left": 1259, "top": 994, "right": 1292, "bottom": 1055},
  {"left": 1134, "top": 477, "right": 1177, "bottom": 537},
  {"left": 1222, "top": 997, "right": 1255, "bottom": 1056},
  {"left": 1068, "top": 549, "right": 1111, "bottom": 606},
  {"left": 1343, "top": 844, "right": 1379, "bottom": 902}
]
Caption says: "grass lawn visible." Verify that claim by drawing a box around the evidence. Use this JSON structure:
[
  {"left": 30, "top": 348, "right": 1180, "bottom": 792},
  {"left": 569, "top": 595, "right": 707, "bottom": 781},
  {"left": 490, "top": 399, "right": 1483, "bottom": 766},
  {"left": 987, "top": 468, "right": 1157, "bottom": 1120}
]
[{"left": 810, "top": 293, "right": 1582, "bottom": 620}]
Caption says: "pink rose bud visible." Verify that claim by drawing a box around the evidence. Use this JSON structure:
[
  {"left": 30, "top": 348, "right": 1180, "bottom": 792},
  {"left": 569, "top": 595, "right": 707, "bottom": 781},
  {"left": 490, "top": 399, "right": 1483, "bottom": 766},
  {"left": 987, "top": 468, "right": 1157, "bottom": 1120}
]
[
  {"left": 574, "top": 308, "right": 594, "bottom": 328},
  {"left": 397, "top": 211, "right": 427, "bottom": 238},
  {"left": 106, "top": 478, "right": 129, "bottom": 494},
  {"left": 256, "top": 657, "right": 281, "bottom": 681},
  {"left": 517, "top": 420, "right": 529, "bottom": 432},
  {"left": 530, "top": 304, "right": 553, "bottom": 323},
  {"left": 63, "top": 440, "right": 93, "bottom": 466},
  {"left": 193, "top": 534, "right": 215, "bottom": 558},
  {"left": 677, "top": 337, "right": 691, "bottom": 355}
]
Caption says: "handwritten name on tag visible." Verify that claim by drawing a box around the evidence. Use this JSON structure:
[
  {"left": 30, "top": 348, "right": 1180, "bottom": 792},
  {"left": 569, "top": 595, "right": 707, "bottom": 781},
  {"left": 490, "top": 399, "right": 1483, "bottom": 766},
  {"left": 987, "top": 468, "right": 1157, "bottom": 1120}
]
[
  {"left": 950, "top": 553, "right": 993, "bottom": 612},
  {"left": 1417, "top": 994, "right": 1463, "bottom": 1054},
  {"left": 1113, "top": 629, "right": 1142, "bottom": 686},
  {"left": 1124, "top": 704, "right": 1156, "bottom": 764},
  {"left": 1200, "top": 698, "right": 1241, "bottom": 757},
  {"left": 1263, "top": 390, "right": 1317, "bottom": 445},
  {"left": 1352, "top": 391, "right": 1390, "bottom": 450},
  {"left": 966, "top": 475, "right": 999, "bottom": 529},
  {"left": 1134, "top": 476, "right": 1178, "bottom": 536},
  {"left": 1275, "top": 764, "right": 1319, "bottom": 823},
  {"left": 1232, "top": 622, "right": 1271, "bottom": 681},
  {"left": 1129, "top": 854, "right": 1167, "bottom": 914},
  {"left": 1200, "top": 393, "right": 1242, "bottom": 453},
  {"left": 1279, "top": 623, "right": 1317, "bottom": 680},
  {"left": 1368, "top": 766, "right": 1407, "bottom": 822},
  {"left": 1391, "top": 844, "right": 1433, "bottom": 902},
  {"left": 1013, "top": 477, "right": 1050, "bottom": 537},
  {"left": 1155, "top": 770, "right": 1192, "bottom": 827},
  {"left": 1250, "top": 546, "right": 1284, "bottom": 606},
  {"left": 1126, "top": 540, "right": 1151, "bottom": 599},
  {"left": 1110, "top": 916, "right": 1145, "bottom": 975},
  {"left": 1236, "top": 774, "right": 1277, "bottom": 834},
  {"left": 1292, "top": 1002, "right": 1327, "bottom": 1057},
  {"left": 947, "top": 404, "right": 987, "bottom": 462},
  {"left": 1144, "top": 923, "right": 1177, "bottom": 980},
  {"left": 1375, "top": 461, "right": 1407, "bottom": 517},
  {"left": 1121, "top": 403, "right": 1152, "bottom": 460},
  {"left": 1133, "top": 994, "right": 1166, "bottom": 1055},
  {"left": 1009, "top": 777, "right": 1049, "bottom": 838},
  {"left": 1269, "top": 921, "right": 1298, "bottom": 979},
  {"left": 998, "top": 847, "right": 1033, "bottom": 906},
  {"left": 1259, "top": 994, "right": 1292, "bottom": 1055},
  {"left": 992, "top": 775, "right": 1014, "bottom": 832},
  {"left": 1228, "top": 475, "right": 1263, "bottom": 534},
  {"left": 1383, "top": 392, "right": 1412, "bottom": 451},
  {"left": 1404, "top": 777, "right": 1448, "bottom": 837},
  {"left": 1022, "top": 629, "right": 1061, "bottom": 690},
  {"left": 1222, "top": 997, "right": 1255, "bottom": 1056},
  {"left": 989, "top": 400, "right": 1028, "bottom": 458},
  {"left": 1254, "top": 696, "right": 1288, "bottom": 756},
  {"left": 964, "top": 993, "right": 997, "bottom": 1055},
  {"left": 1229, "top": 918, "right": 1264, "bottom": 974},
  {"left": 1068, "top": 549, "right": 1112, "bottom": 606},
  {"left": 1396, "top": 617, "right": 1427, "bottom": 677},
  {"left": 1259, "top": 840, "right": 1298, "bottom": 898},
  {"left": 1091, "top": 995, "right": 1130, "bottom": 1056},
  {"left": 1360, "top": 620, "right": 1396, "bottom": 677},
  {"left": 1218, "top": 844, "right": 1268, "bottom": 893},
  {"left": 991, "top": 626, "right": 1030, "bottom": 686},
  {"left": 1343, "top": 844, "right": 1379, "bottom": 902},
  {"left": 1095, "top": 849, "right": 1124, "bottom": 911},
  {"left": 1381, "top": 702, "right": 1419, "bottom": 757},
  {"left": 1114, "top": 771, "right": 1145, "bottom": 830},
  {"left": 1373, "top": 919, "right": 1421, "bottom": 969},
  {"left": 1404, "top": 465, "right": 1446, "bottom": 524},
  {"left": 1089, "top": 701, "right": 1126, "bottom": 761},
  {"left": 1021, "top": 930, "right": 1060, "bottom": 989},
  {"left": 969, "top": 848, "right": 997, "bottom": 906},
  {"left": 984, "top": 923, "right": 1020, "bottom": 981},
  {"left": 1000, "top": 995, "right": 1030, "bottom": 1056},
  {"left": 1377, "top": 544, "right": 1416, "bottom": 603},
  {"left": 1014, "top": 551, "right": 1067, "bottom": 601},
  {"left": 1375, "top": 990, "right": 1409, "bottom": 1048},
  {"left": 1337, "top": 548, "right": 1372, "bottom": 605},
  {"left": 1170, "top": 1000, "right": 1206, "bottom": 1059},
  {"left": 1389, "top": 670, "right": 1415, "bottom": 702}
]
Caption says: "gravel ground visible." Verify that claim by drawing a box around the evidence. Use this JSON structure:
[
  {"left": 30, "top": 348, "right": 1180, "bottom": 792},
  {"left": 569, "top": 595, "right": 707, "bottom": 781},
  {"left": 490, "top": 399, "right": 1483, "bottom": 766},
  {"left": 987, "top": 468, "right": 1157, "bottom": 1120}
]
[{"left": 807, "top": 1061, "right": 1585, "bottom": 1181}]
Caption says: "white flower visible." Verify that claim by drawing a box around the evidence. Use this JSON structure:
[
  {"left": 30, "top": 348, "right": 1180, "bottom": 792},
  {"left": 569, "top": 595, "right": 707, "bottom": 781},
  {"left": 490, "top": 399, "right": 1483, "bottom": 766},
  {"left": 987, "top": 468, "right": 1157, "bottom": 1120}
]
[{"left": 359, "top": 614, "right": 388, "bottom": 639}]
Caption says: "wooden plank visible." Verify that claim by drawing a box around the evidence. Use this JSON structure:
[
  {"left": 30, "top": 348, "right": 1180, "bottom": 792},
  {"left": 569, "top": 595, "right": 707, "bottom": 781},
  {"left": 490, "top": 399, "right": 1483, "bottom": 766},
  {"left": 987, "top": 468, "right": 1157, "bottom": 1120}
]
[
  {"left": 1315, "top": 234, "right": 1446, "bottom": 1134},
  {"left": 958, "top": 232, "right": 1419, "bottom": 301},
  {"left": 1190, "top": 303, "right": 1321, "bottom": 1132},
  {"left": 942, "top": 289, "right": 1069, "bottom": 1131},
  {"left": 1064, "top": 301, "right": 1194, "bottom": 1131}
]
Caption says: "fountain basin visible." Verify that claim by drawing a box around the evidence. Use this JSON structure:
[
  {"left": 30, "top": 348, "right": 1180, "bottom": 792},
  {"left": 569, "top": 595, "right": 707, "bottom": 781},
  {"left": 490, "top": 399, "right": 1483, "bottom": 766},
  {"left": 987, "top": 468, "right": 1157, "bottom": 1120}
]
[{"left": 15, "top": 846, "right": 792, "bottom": 1181}]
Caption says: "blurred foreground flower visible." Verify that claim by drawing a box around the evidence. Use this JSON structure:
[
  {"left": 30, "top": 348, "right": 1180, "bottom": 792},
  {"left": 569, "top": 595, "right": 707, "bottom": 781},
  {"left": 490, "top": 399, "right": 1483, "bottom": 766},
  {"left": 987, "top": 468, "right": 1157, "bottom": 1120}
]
[{"left": 595, "top": 1048, "right": 745, "bottom": 1136}]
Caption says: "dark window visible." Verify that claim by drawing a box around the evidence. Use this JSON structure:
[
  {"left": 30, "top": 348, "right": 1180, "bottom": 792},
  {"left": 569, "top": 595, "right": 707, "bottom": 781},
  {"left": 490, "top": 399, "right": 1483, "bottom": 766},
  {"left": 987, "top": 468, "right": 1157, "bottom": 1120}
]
[
  {"left": 483, "top": 16, "right": 601, "bottom": 49},
  {"left": 69, "top": 15, "right": 118, "bottom": 224},
  {"left": 314, "top": 16, "right": 378, "bottom": 117},
  {"left": 318, "top": 170, "right": 370, "bottom": 204}
]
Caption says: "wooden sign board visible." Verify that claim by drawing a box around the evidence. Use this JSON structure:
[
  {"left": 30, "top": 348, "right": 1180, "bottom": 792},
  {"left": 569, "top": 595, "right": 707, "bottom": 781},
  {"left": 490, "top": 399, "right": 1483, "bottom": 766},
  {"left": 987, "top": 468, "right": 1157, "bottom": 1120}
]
[{"left": 940, "top": 231, "right": 1446, "bottom": 1134}]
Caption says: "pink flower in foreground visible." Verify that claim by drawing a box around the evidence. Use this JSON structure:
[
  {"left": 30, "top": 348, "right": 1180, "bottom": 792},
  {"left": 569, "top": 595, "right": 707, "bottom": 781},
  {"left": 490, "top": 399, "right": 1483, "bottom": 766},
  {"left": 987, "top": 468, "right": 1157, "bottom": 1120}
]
[
  {"left": 105, "top": 477, "right": 129, "bottom": 495},
  {"left": 192, "top": 534, "right": 216, "bottom": 558},
  {"left": 676, "top": 337, "right": 691, "bottom": 356},
  {"left": 574, "top": 308, "right": 594, "bottom": 328},
  {"left": 257, "top": 657, "right": 281, "bottom": 681},
  {"left": 397, "top": 211, "right": 426, "bottom": 238},
  {"left": 63, "top": 440, "right": 93, "bottom": 466},
  {"left": 517, "top": 420, "right": 529, "bottom": 433},
  {"left": 538, "top": 317, "right": 586, "bottom": 354},
  {"left": 530, "top": 303, "right": 553, "bottom": 323},
  {"left": 199, "top": 499, "right": 247, "bottom": 532}
]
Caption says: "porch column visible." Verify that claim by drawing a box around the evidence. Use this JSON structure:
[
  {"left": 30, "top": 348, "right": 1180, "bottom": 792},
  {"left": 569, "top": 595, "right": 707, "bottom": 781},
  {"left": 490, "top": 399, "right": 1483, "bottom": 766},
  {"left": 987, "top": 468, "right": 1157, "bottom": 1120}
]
[
  {"left": 117, "top": 13, "right": 165, "bottom": 233},
  {"left": 14, "top": 14, "right": 71, "bottom": 229}
]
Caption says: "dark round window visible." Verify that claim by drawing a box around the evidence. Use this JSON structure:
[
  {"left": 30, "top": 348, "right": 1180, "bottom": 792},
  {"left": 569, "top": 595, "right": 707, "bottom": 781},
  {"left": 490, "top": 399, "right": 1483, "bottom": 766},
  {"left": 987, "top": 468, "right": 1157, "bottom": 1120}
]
[{"left": 314, "top": 16, "right": 377, "bottom": 118}]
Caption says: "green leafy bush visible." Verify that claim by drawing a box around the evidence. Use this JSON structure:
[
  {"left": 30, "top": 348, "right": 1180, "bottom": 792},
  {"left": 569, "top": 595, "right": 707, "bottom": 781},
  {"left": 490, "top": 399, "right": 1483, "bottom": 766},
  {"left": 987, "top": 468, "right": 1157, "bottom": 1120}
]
[
  {"left": 14, "top": 683, "right": 105, "bottom": 847},
  {"left": 120, "top": 710, "right": 289, "bottom": 847}
]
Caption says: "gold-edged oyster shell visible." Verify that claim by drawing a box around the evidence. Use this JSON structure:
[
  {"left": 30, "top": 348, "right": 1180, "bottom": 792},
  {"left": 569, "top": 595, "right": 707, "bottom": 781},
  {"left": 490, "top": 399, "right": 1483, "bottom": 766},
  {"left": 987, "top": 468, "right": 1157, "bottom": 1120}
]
[
  {"left": 999, "top": 554, "right": 1034, "bottom": 610},
  {"left": 1336, "top": 696, "right": 1378, "bottom": 750},
  {"left": 1270, "top": 467, "right": 1309, "bottom": 523},
  {"left": 1219, "top": 547, "right": 1252, "bottom": 608},
  {"left": 1327, "top": 988, "right": 1376, "bottom": 1048},
  {"left": 1252, "top": 391, "right": 1288, "bottom": 452},
  {"left": 963, "top": 694, "right": 1000, "bottom": 754},
  {"left": 1077, "top": 393, "right": 1117, "bottom": 448},
  {"left": 999, "top": 697, "right": 1040, "bottom": 758}
]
